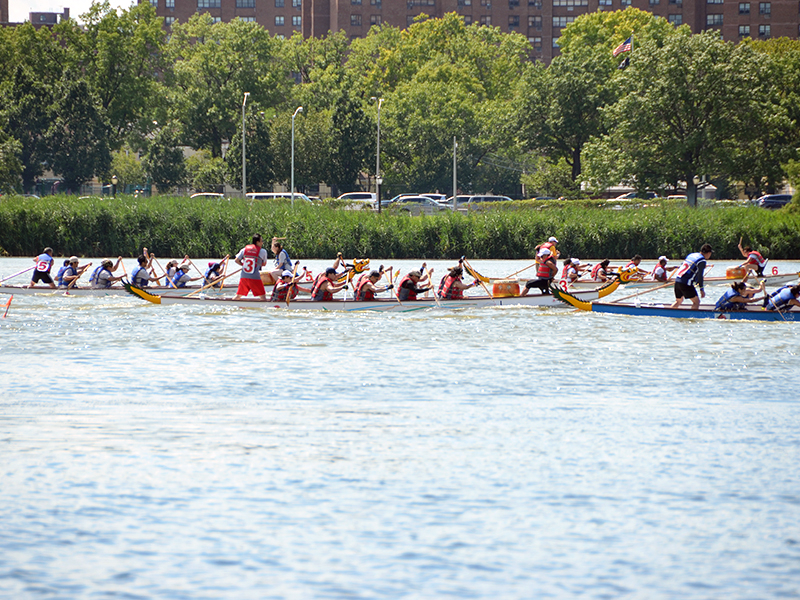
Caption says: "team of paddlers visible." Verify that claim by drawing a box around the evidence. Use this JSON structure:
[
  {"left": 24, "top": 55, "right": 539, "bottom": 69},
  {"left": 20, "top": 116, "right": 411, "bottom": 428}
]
[{"left": 16, "top": 233, "right": 800, "bottom": 312}]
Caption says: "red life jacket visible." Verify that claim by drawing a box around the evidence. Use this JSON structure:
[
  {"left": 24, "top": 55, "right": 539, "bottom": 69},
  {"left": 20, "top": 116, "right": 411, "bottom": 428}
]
[
  {"left": 312, "top": 274, "right": 333, "bottom": 301},
  {"left": 747, "top": 251, "right": 767, "bottom": 267},
  {"left": 537, "top": 259, "right": 556, "bottom": 279},
  {"left": 270, "top": 281, "right": 297, "bottom": 302},
  {"left": 398, "top": 276, "right": 418, "bottom": 301},
  {"left": 591, "top": 263, "right": 606, "bottom": 281},
  {"left": 355, "top": 277, "right": 375, "bottom": 301},
  {"left": 240, "top": 244, "right": 263, "bottom": 280},
  {"left": 440, "top": 275, "right": 464, "bottom": 299}
]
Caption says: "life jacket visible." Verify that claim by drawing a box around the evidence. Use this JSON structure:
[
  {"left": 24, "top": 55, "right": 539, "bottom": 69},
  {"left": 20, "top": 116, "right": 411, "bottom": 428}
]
[
  {"left": 90, "top": 266, "right": 111, "bottom": 288},
  {"left": 355, "top": 277, "right": 376, "bottom": 301},
  {"left": 537, "top": 259, "right": 556, "bottom": 279},
  {"left": 398, "top": 276, "right": 419, "bottom": 301},
  {"left": 172, "top": 271, "right": 189, "bottom": 288},
  {"left": 439, "top": 275, "right": 464, "bottom": 299},
  {"left": 561, "top": 265, "right": 577, "bottom": 283},
  {"left": 240, "top": 244, "right": 263, "bottom": 280},
  {"left": 35, "top": 253, "right": 53, "bottom": 273},
  {"left": 651, "top": 265, "right": 667, "bottom": 282},
  {"left": 766, "top": 286, "right": 795, "bottom": 311},
  {"left": 747, "top": 251, "right": 767, "bottom": 268},
  {"left": 312, "top": 274, "right": 333, "bottom": 301},
  {"left": 438, "top": 275, "right": 447, "bottom": 296},
  {"left": 131, "top": 265, "right": 149, "bottom": 287},
  {"left": 538, "top": 241, "right": 556, "bottom": 256},
  {"left": 675, "top": 252, "right": 705, "bottom": 285},
  {"left": 715, "top": 288, "right": 742, "bottom": 311},
  {"left": 57, "top": 265, "right": 76, "bottom": 287},
  {"left": 274, "top": 248, "right": 291, "bottom": 272},
  {"left": 204, "top": 264, "right": 220, "bottom": 284},
  {"left": 591, "top": 263, "right": 606, "bottom": 281},
  {"left": 270, "top": 281, "right": 297, "bottom": 302}
]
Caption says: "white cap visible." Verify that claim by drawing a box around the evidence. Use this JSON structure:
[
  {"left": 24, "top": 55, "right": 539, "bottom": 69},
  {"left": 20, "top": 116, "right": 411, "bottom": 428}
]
[
  {"left": 549, "top": 237, "right": 558, "bottom": 243},
  {"left": 282, "top": 270, "right": 293, "bottom": 277},
  {"left": 571, "top": 258, "right": 580, "bottom": 265},
  {"left": 658, "top": 256, "right": 668, "bottom": 262},
  {"left": 538, "top": 248, "right": 552, "bottom": 257},
  {"left": 180, "top": 264, "right": 191, "bottom": 271}
]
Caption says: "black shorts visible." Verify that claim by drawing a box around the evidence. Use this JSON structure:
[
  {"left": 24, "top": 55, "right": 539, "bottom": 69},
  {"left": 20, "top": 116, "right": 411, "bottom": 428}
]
[
  {"left": 674, "top": 281, "right": 697, "bottom": 300},
  {"left": 31, "top": 271, "right": 54, "bottom": 284}
]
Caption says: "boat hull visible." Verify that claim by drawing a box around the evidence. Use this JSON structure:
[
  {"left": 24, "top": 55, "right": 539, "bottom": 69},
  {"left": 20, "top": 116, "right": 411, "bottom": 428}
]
[{"left": 0, "top": 284, "right": 238, "bottom": 297}]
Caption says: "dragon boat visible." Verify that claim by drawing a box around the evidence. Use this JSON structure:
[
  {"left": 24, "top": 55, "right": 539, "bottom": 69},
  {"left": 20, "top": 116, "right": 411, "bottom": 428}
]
[
  {"left": 0, "top": 284, "right": 240, "bottom": 297},
  {"left": 123, "top": 279, "right": 619, "bottom": 312},
  {"left": 551, "top": 285, "right": 800, "bottom": 321}
]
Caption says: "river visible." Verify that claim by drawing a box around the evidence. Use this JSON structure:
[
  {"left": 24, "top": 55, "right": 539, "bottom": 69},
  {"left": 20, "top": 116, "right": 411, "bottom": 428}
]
[{"left": 1, "top": 257, "right": 799, "bottom": 599}]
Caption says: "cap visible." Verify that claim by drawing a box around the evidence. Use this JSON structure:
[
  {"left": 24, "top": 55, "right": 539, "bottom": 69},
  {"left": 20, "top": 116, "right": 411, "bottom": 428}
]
[
  {"left": 102, "top": 259, "right": 113, "bottom": 267},
  {"left": 658, "top": 256, "right": 668, "bottom": 262},
  {"left": 571, "top": 258, "right": 580, "bottom": 265},
  {"left": 69, "top": 256, "right": 79, "bottom": 263},
  {"left": 180, "top": 264, "right": 191, "bottom": 271},
  {"left": 325, "top": 267, "right": 337, "bottom": 275},
  {"left": 538, "top": 248, "right": 552, "bottom": 257},
  {"left": 548, "top": 237, "right": 558, "bottom": 243},
  {"left": 409, "top": 270, "right": 422, "bottom": 278},
  {"left": 282, "top": 270, "right": 293, "bottom": 278}
]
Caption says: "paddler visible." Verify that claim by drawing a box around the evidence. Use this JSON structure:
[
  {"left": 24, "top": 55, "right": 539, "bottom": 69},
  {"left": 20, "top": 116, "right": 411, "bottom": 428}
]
[
  {"left": 311, "top": 267, "right": 349, "bottom": 301},
  {"left": 26, "top": 247, "right": 56, "bottom": 288},
  {"left": 560, "top": 257, "right": 587, "bottom": 286},
  {"left": 90, "top": 258, "right": 125, "bottom": 289},
  {"left": 764, "top": 284, "right": 800, "bottom": 312},
  {"left": 270, "top": 270, "right": 311, "bottom": 302},
  {"left": 619, "top": 254, "right": 648, "bottom": 280},
  {"left": 397, "top": 269, "right": 432, "bottom": 301},
  {"left": 234, "top": 234, "right": 269, "bottom": 300},
  {"left": 649, "top": 256, "right": 677, "bottom": 282},
  {"left": 203, "top": 261, "right": 224, "bottom": 286},
  {"left": 131, "top": 255, "right": 154, "bottom": 287},
  {"left": 355, "top": 270, "right": 394, "bottom": 301},
  {"left": 535, "top": 236, "right": 559, "bottom": 259},
  {"left": 438, "top": 265, "right": 478, "bottom": 299},
  {"left": 521, "top": 247, "right": 558, "bottom": 296},
  {"left": 171, "top": 264, "right": 202, "bottom": 288},
  {"left": 671, "top": 243, "right": 713, "bottom": 309},
  {"left": 736, "top": 238, "right": 767, "bottom": 277},
  {"left": 715, "top": 280, "right": 766, "bottom": 312},
  {"left": 268, "top": 238, "right": 293, "bottom": 282},
  {"left": 590, "top": 259, "right": 612, "bottom": 282},
  {"left": 57, "top": 256, "right": 90, "bottom": 288}
]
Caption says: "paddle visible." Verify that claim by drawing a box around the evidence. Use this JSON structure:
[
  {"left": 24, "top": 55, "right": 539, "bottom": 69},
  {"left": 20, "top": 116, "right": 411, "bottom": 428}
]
[
  {"left": 426, "top": 266, "right": 442, "bottom": 308},
  {"left": 0, "top": 266, "right": 35, "bottom": 284},
  {"left": 2, "top": 294, "right": 11, "bottom": 318},
  {"left": 285, "top": 260, "right": 301, "bottom": 307},
  {"left": 386, "top": 267, "right": 403, "bottom": 305},
  {"left": 184, "top": 268, "right": 242, "bottom": 297},
  {"left": 217, "top": 255, "right": 230, "bottom": 290},
  {"left": 67, "top": 262, "right": 92, "bottom": 290},
  {"left": 505, "top": 261, "right": 538, "bottom": 280},
  {"left": 463, "top": 257, "right": 494, "bottom": 299}
]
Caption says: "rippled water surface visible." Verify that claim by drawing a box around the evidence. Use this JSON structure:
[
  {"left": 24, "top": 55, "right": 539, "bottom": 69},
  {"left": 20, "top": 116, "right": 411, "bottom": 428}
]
[{"left": 2, "top": 257, "right": 800, "bottom": 599}]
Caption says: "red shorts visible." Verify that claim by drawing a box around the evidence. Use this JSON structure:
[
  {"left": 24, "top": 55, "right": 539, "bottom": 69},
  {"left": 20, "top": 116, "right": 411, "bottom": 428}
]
[{"left": 237, "top": 277, "right": 266, "bottom": 297}]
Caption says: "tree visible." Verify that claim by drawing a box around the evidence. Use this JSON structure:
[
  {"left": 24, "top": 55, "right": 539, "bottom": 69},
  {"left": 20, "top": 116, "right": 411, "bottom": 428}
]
[
  {"left": 583, "top": 28, "right": 763, "bottom": 206},
  {"left": 167, "top": 15, "right": 290, "bottom": 157},
  {"left": 0, "top": 131, "right": 22, "bottom": 193},
  {"left": 109, "top": 146, "right": 146, "bottom": 189},
  {"left": 325, "top": 94, "right": 374, "bottom": 191},
  {"left": 186, "top": 150, "right": 225, "bottom": 192},
  {"left": 143, "top": 125, "right": 186, "bottom": 193},
  {"left": 224, "top": 109, "right": 275, "bottom": 192}
]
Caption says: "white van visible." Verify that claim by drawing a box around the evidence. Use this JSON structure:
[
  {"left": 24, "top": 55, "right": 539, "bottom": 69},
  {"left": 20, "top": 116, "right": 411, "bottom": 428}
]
[{"left": 246, "top": 192, "right": 313, "bottom": 203}]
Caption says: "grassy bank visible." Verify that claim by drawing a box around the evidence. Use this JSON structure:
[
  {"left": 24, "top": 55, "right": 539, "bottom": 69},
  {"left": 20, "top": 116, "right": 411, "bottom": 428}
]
[{"left": 1, "top": 195, "right": 800, "bottom": 260}]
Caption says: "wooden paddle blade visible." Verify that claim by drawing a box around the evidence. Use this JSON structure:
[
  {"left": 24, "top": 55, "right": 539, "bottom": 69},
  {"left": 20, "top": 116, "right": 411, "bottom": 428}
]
[{"left": 463, "top": 261, "right": 491, "bottom": 283}]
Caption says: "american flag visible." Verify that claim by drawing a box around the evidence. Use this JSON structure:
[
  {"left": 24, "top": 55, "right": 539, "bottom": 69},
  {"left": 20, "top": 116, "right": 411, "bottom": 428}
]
[{"left": 613, "top": 36, "right": 633, "bottom": 57}]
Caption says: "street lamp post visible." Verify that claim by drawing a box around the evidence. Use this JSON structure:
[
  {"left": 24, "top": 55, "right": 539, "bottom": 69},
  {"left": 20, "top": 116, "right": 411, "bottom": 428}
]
[
  {"left": 371, "top": 97, "right": 384, "bottom": 214},
  {"left": 291, "top": 106, "right": 303, "bottom": 208},
  {"left": 111, "top": 175, "right": 118, "bottom": 198},
  {"left": 242, "top": 92, "right": 250, "bottom": 198}
]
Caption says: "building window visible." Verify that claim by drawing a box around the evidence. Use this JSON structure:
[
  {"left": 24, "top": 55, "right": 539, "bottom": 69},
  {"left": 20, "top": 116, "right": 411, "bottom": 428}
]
[
  {"left": 351, "top": 14, "right": 362, "bottom": 25},
  {"left": 553, "top": 37, "right": 560, "bottom": 48},
  {"left": 759, "top": 2, "right": 770, "bottom": 14},
  {"left": 553, "top": 0, "right": 588, "bottom": 6},
  {"left": 197, "top": 0, "right": 221, "bottom": 8},
  {"left": 668, "top": 0, "right": 682, "bottom": 4},
  {"left": 275, "top": 15, "right": 284, "bottom": 25},
  {"left": 599, "top": 0, "right": 612, "bottom": 5},
  {"left": 509, "top": 0, "right": 520, "bottom": 6},
  {"left": 240, "top": 16, "right": 255, "bottom": 20},
  {"left": 739, "top": 24, "right": 750, "bottom": 35},
  {"left": 458, "top": 0, "right": 472, "bottom": 4},
  {"left": 275, "top": 0, "right": 284, "bottom": 6},
  {"left": 463, "top": 15, "right": 472, "bottom": 24},
  {"left": 707, "top": 0, "right": 723, "bottom": 3},
  {"left": 166, "top": 0, "right": 174, "bottom": 6},
  {"left": 759, "top": 24, "right": 770, "bottom": 35},
  {"left": 352, "top": 0, "right": 362, "bottom": 4},
  {"left": 509, "top": 15, "right": 519, "bottom": 28},
  {"left": 553, "top": 16, "right": 575, "bottom": 26},
  {"left": 371, "top": 0, "right": 382, "bottom": 7},
  {"left": 237, "top": 0, "right": 255, "bottom": 6},
  {"left": 668, "top": 14, "right": 682, "bottom": 23},
  {"left": 292, "top": 15, "right": 301, "bottom": 25},
  {"left": 293, "top": 0, "right": 301, "bottom": 6},
  {"left": 479, "top": 15, "right": 492, "bottom": 25},
  {"left": 370, "top": 14, "right": 381, "bottom": 23},
  {"left": 649, "top": 0, "right": 659, "bottom": 5},
  {"left": 528, "top": 15, "right": 542, "bottom": 27},
  {"left": 150, "top": 0, "right": 157, "bottom": 8},
  {"left": 620, "top": 0, "right": 631, "bottom": 6},
  {"left": 529, "top": 0, "right": 542, "bottom": 7},
  {"left": 165, "top": 16, "right": 175, "bottom": 25},
  {"left": 739, "top": 2, "right": 750, "bottom": 12},
  {"left": 480, "top": 0, "right": 491, "bottom": 5},
  {"left": 529, "top": 36, "right": 542, "bottom": 48},
  {"left": 212, "top": 16, "right": 221, "bottom": 22},
  {"left": 706, "top": 13, "right": 723, "bottom": 25}
]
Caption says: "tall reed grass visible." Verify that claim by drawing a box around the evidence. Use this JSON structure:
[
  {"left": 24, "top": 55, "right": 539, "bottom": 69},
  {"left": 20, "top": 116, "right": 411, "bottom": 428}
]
[{"left": 1, "top": 195, "right": 799, "bottom": 260}]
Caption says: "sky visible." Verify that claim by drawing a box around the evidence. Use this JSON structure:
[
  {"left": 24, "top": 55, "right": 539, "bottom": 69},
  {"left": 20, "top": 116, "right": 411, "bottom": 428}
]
[{"left": 10, "top": 0, "right": 133, "bottom": 23}]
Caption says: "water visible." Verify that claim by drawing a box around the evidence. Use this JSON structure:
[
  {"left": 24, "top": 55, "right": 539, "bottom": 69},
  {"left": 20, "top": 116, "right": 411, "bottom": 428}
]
[{"left": 2, "top": 257, "right": 800, "bottom": 599}]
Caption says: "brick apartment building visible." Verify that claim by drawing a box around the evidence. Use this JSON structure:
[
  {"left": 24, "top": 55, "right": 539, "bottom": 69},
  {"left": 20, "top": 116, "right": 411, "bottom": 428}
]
[{"left": 142, "top": 0, "right": 799, "bottom": 62}]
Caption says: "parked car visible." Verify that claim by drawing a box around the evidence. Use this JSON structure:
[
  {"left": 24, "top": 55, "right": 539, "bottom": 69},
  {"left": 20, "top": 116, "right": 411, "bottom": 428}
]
[
  {"left": 463, "top": 195, "right": 513, "bottom": 204},
  {"left": 337, "top": 191, "right": 376, "bottom": 209},
  {"left": 392, "top": 195, "right": 448, "bottom": 215},
  {"left": 190, "top": 192, "right": 226, "bottom": 200},
  {"left": 246, "top": 192, "right": 313, "bottom": 203},
  {"left": 756, "top": 193, "right": 792, "bottom": 209},
  {"left": 443, "top": 195, "right": 472, "bottom": 207},
  {"left": 611, "top": 191, "right": 658, "bottom": 201},
  {"left": 420, "top": 193, "right": 447, "bottom": 203},
  {"left": 380, "top": 193, "right": 416, "bottom": 208}
]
